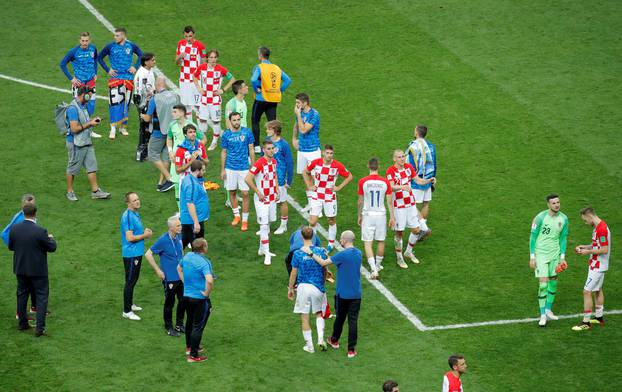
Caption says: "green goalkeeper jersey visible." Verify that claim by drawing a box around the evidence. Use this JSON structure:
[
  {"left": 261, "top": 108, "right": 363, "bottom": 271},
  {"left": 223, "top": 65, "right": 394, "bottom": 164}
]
[{"left": 529, "top": 210, "right": 569, "bottom": 259}]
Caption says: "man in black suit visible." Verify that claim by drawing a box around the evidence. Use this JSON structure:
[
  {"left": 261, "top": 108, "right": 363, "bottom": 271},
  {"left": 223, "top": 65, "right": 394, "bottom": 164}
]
[{"left": 8, "top": 204, "right": 57, "bottom": 336}]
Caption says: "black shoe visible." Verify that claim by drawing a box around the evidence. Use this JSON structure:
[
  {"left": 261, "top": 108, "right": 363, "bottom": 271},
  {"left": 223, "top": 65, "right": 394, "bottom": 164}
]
[
  {"left": 18, "top": 324, "right": 31, "bottom": 331},
  {"left": 35, "top": 329, "right": 47, "bottom": 337},
  {"left": 166, "top": 328, "right": 181, "bottom": 337},
  {"left": 175, "top": 325, "right": 185, "bottom": 333},
  {"left": 160, "top": 180, "right": 175, "bottom": 192},
  {"left": 156, "top": 183, "right": 164, "bottom": 192}
]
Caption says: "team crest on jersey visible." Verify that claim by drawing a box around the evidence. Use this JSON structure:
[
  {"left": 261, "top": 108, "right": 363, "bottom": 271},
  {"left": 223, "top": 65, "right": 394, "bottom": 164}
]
[
  {"left": 134, "top": 259, "right": 139, "bottom": 266},
  {"left": 169, "top": 283, "right": 174, "bottom": 289},
  {"left": 90, "top": 52, "right": 94, "bottom": 58},
  {"left": 191, "top": 47, "right": 197, "bottom": 55},
  {"left": 600, "top": 236, "right": 606, "bottom": 242},
  {"left": 240, "top": 135, "right": 245, "bottom": 142},
  {"left": 558, "top": 221, "right": 562, "bottom": 229},
  {"left": 125, "top": 47, "right": 131, "bottom": 55}
]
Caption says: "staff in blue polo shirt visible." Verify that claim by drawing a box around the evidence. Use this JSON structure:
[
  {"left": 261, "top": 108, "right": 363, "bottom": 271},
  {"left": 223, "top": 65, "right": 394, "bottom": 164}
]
[
  {"left": 177, "top": 238, "right": 214, "bottom": 363},
  {"left": 145, "top": 214, "right": 185, "bottom": 336},
  {"left": 306, "top": 230, "right": 362, "bottom": 358},
  {"left": 180, "top": 160, "right": 210, "bottom": 248},
  {"left": 120, "top": 192, "right": 152, "bottom": 321}
]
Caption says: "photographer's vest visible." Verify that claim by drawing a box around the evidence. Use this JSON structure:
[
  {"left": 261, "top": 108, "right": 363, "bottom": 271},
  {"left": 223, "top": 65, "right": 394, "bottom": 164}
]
[
  {"left": 68, "top": 99, "right": 92, "bottom": 147},
  {"left": 258, "top": 63, "right": 282, "bottom": 103},
  {"left": 154, "top": 90, "right": 180, "bottom": 132}
]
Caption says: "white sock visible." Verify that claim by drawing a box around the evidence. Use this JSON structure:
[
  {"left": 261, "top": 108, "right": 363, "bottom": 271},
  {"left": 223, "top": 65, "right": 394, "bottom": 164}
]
[
  {"left": 208, "top": 120, "right": 221, "bottom": 140},
  {"left": 311, "top": 225, "right": 317, "bottom": 234},
  {"left": 405, "top": 233, "right": 418, "bottom": 253},
  {"left": 316, "top": 317, "right": 325, "bottom": 342},
  {"left": 328, "top": 224, "right": 337, "bottom": 247},
  {"left": 419, "top": 218, "right": 429, "bottom": 232},
  {"left": 302, "top": 329, "right": 313, "bottom": 346},
  {"left": 394, "top": 236, "right": 403, "bottom": 256},
  {"left": 232, "top": 207, "right": 240, "bottom": 217},
  {"left": 367, "top": 257, "right": 376, "bottom": 272},
  {"left": 184, "top": 106, "right": 193, "bottom": 119},
  {"left": 260, "top": 224, "right": 270, "bottom": 253},
  {"left": 595, "top": 305, "right": 604, "bottom": 317},
  {"left": 210, "top": 135, "right": 219, "bottom": 145},
  {"left": 305, "top": 190, "right": 313, "bottom": 205},
  {"left": 110, "top": 125, "right": 116, "bottom": 133},
  {"left": 242, "top": 212, "right": 249, "bottom": 222},
  {"left": 280, "top": 216, "right": 288, "bottom": 227},
  {"left": 375, "top": 255, "right": 384, "bottom": 269}
]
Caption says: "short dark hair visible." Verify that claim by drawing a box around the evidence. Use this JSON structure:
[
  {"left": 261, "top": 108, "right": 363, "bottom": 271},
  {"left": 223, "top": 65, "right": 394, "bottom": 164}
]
[
  {"left": 190, "top": 160, "right": 203, "bottom": 172},
  {"left": 191, "top": 238, "right": 207, "bottom": 253},
  {"left": 368, "top": 157, "right": 379, "bottom": 171},
  {"left": 228, "top": 111, "right": 241, "bottom": 121},
  {"left": 258, "top": 46, "right": 270, "bottom": 59},
  {"left": 448, "top": 354, "right": 464, "bottom": 370},
  {"left": 231, "top": 80, "right": 245, "bottom": 95},
  {"left": 295, "top": 92, "right": 310, "bottom": 104},
  {"left": 140, "top": 53, "right": 155, "bottom": 66},
  {"left": 266, "top": 120, "right": 282, "bottom": 134},
  {"left": 183, "top": 124, "right": 197, "bottom": 135},
  {"left": 263, "top": 139, "right": 274, "bottom": 147},
  {"left": 324, "top": 144, "right": 334, "bottom": 151},
  {"left": 382, "top": 380, "right": 399, "bottom": 392},
  {"left": 301, "top": 226, "right": 314, "bottom": 240},
  {"left": 124, "top": 192, "right": 137, "bottom": 203},
  {"left": 546, "top": 193, "right": 559, "bottom": 202},
  {"left": 115, "top": 27, "right": 127, "bottom": 34},
  {"left": 21, "top": 194, "right": 35, "bottom": 206},
  {"left": 173, "top": 104, "right": 187, "bottom": 114},
  {"left": 76, "top": 85, "right": 93, "bottom": 96},
  {"left": 183, "top": 25, "right": 195, "bottom": 34},
  {"left": 22, "top": 204, "right": 37, "bottom": 218},
  {"left": 580, "top": 207, "right": 595, "bottom": 216},
  {"left": 415, "top": 124, "right": 428, "bottom": 138}
]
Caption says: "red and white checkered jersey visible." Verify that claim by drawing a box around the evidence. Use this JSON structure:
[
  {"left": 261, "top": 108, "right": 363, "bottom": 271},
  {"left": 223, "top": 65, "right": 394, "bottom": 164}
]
[
  {"left": 194, "top": 63, "right": 228, "bottom": 106},
  {"left": 590, "top": 220, "right": 610, "bottom": 271},
  {"left": 174, "top": 144, "right": 207, "bottom": 181},
  {"left": 386, "top": 164, "right": 416, "bottom": 209},
  {"left": 358, "top": 174, "right": 391, "bottom": 215},
  {"left": 306, "top": 158, "right": 350, "bottom": 202},
  {"left": 176, "top": 39, "right": 206, "bottom": 83},
  {"left": 249, "top": 157, "right": 278, "bottom": 204}
]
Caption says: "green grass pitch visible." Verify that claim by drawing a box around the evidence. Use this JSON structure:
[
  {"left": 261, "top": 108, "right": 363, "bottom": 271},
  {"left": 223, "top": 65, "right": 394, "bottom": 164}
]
[{"left": 0, "top": 0, "right": 620, "bottom": 390}]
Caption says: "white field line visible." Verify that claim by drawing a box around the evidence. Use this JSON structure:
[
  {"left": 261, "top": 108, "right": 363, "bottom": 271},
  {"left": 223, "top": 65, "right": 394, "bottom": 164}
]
[
  {"left": 0, "top": 73, "right": 107, "bottom": 101},
  {"left": 76, "top": 0, "right": 622, "bottom": 332},
  {"left": 78, "top": 0, "right": 178, "bottom": 93}
]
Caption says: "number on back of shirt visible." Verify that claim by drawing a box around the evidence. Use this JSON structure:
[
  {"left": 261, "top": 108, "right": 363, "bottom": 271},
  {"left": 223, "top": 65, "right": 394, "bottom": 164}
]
[{"left": 369, "top": 190, "right": 381, "bottom": 208}]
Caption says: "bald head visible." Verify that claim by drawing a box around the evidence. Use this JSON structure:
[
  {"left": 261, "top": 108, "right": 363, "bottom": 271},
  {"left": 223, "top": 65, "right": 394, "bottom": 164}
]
[{"left": 340, "top": 230, "right": 355, "bottom": 244}]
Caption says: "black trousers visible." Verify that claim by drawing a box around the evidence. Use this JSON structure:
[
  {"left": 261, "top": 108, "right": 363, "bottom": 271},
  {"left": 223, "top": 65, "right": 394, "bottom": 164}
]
[
  {"left": 163, "top": 280, "right": 185, "bottom": 329},
  {"left": 185, "top": 297, "right": 212, "bottom": 357},
  {"left": 123, "top": 256, "right": 142, "bottom": 313},
  {"left": 16, "top": 275, "right": 48, "bottom": 331},
  {"left": 136, "top": 106, "right": 151, "bottom": 161},
  {"left": 331, "top": 295, "right": 361, "bottom": 351},
  {"left": 181, "top": 222, "right": 205, "bottom": 249},
  {"left": 251, "top": 100, "right": 277, "bottom": 147}
]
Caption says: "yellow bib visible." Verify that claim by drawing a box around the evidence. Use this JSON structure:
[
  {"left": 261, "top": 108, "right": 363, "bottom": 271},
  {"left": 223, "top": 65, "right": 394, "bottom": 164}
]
[{"left": 258, "top": 63, "right": 282, "bottom": 103}]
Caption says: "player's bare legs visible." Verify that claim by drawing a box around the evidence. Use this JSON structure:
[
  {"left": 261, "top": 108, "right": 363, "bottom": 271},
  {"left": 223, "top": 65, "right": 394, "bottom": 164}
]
[
  {"left": 419, "top": 201, "right": 430, "bottom": 220},
  {"left": 327, "top": 216, "right": 337, "bottom": 252},
  {"left": 300, "top": 313, "right": 314, "bottom": 353},
  {"left": 241, "top": 191, "right": 250, "bottom": 231},
  {"left": 403, "top": 226, "right": 422, "bottom": 264},
  {"left": 376, "top": 241, "right": 385, "bottom": 272},
  {"left": 275, "top": 201, "right": 289, "bottom": 234},
  {"left": 394, "top": 231, "right": 407, "bottom": 269},
  {"left": 315, "top": 311, "right": 326, "bottom": 350},
  {"left": 230, "top": 190, "right": 241, "bottom": 226}
]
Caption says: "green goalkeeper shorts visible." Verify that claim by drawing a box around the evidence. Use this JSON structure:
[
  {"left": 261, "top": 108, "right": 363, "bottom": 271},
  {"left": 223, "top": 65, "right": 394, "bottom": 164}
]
[{"left": 535, "top": 254, "right": 559, "bottom": 278}]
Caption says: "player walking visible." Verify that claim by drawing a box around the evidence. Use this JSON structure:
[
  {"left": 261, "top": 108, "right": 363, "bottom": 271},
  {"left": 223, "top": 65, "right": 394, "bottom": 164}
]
[
  {"left": 175, "top": 26, "right": 206, "bottom": 120},
  {"left": 302, "top": 145, "right": 353, "bottom": 252},
  {"left": 266, "top": 120, "right": 294, "bottom": 235},
  {"left": 246, "top": 140, "right": 279, "bottom": 265},
  {"left": 60, "top": 32, "right": 101, "bottom": 138},
  {"left": 193, "top": 49, "right": 235, "bottom": 151},
  {"left": 98, "top": 27, "right": 142, "bottom": 139},
  {"left": 386, "top": 150, "right": 434, "bottom": 268},
  {"left": 572, "top": 207, "right": 611, "bottom": 331},
  {"left": 358, "top": 157, "right": 394, "bottom": 279},
  {"left": 529, "top": 194, "right": 569, "bottom": 327}
]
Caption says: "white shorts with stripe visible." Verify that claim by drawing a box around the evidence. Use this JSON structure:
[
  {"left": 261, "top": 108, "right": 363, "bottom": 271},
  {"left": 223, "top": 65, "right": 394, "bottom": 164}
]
[
  {"left": 254, "top": 196, "right": 277, "bottom": 225},
  {"left": 584, "top": 269, "right": 605, "bottom": 292},
  {"left": 394, "top": 206, "right": 420, "bottom": 232},
  {"left": 293, "top": 283, "right": 324, "bottom": 314},
  {"left": 361, "top": 213, "right": 387, "bottom": 242}
]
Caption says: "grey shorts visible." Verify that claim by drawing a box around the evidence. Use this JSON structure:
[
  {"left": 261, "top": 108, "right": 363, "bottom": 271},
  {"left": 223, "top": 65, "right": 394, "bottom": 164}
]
[
  {"left": 67, "top": 142, "right": 97, "bottom": 175},
  {"left": 147, "top": 136, "right": 169, "bottom": 163}
]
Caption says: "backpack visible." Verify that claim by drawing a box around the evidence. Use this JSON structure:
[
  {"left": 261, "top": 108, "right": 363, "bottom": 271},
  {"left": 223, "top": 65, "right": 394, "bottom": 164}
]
[{"left": 54, "top": 102, "right": 70, "bottom": 135}]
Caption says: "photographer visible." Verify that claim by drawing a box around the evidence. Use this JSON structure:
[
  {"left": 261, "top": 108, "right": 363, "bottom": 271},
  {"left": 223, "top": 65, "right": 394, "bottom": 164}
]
[
  {"left": 133, "top": 53, "right": 156, "bottom": 161},
  {"left": 65, "top": 85, "right": 111, "bottom": 201}
]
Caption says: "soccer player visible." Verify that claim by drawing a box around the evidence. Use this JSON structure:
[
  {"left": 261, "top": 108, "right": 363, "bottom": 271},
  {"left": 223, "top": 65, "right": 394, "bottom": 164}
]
[
  {"left": 175, "top": 26, "right": 206, "bottom": 119},
  {"left": 266, "top": 120, "right": 294, "bottom": 235},
  {"left": 386, "top": 150, "right": 434, "bottom": 268},
  {"left": 120, "top": 192, "right": 152, "bottom": 321},
  {"left": 225, "top": 80, "right": 249, "bottom": 129},
  {"left": 221, "top": 112, "right": 255, "bottom": 231},
  {"left": 59, "top": 32, "right": 100, "bottom": 137},
  {"left": 193, "top": 49, "right": 235, "bottom": 151},
  {"left": 144, "top": 214, "right": 185, "bottom": 336},
  {"left": 572, "top": 207, "right": 610, "bottom": 331},
  {"left": 98, "top": 27, "right": 142, "bottom": 139},
  {"left": 529, "top": 193, "right": 569, "bottom": 327},
  {"left": 180, "top": 161, "right": 210, "bottom": 248},
  {"left": 250, "top": 46, "right": 292, "bottom": 153},
  {"left": 287, "top": 227, "right": 329, "bottom": 353},
  {"left": 302, "top": 145, "right": 353, "bottom": 251},
  {"left": 358, "top": 157, "right": 394, "bottom": 279},
  {"left": 167, "top": 105, "right": 205, "bottom": 200},
  {"left": 291, "top": 93, "right": 321, "bottom": 210},
  {"left": 245, "top": 140, "right": 279, "bottom": 265},
  {"left": 133, "top": 53, "right": 157, "bottom": 161},
  {"left": 406, "top": 125, "right": 437, "bottom": 222},
  {"left": 442, "top": 355, "right": 467, "bottom": 392},
  {"left": 174, "top": 124, "right": 208, "bottom": 187}
]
